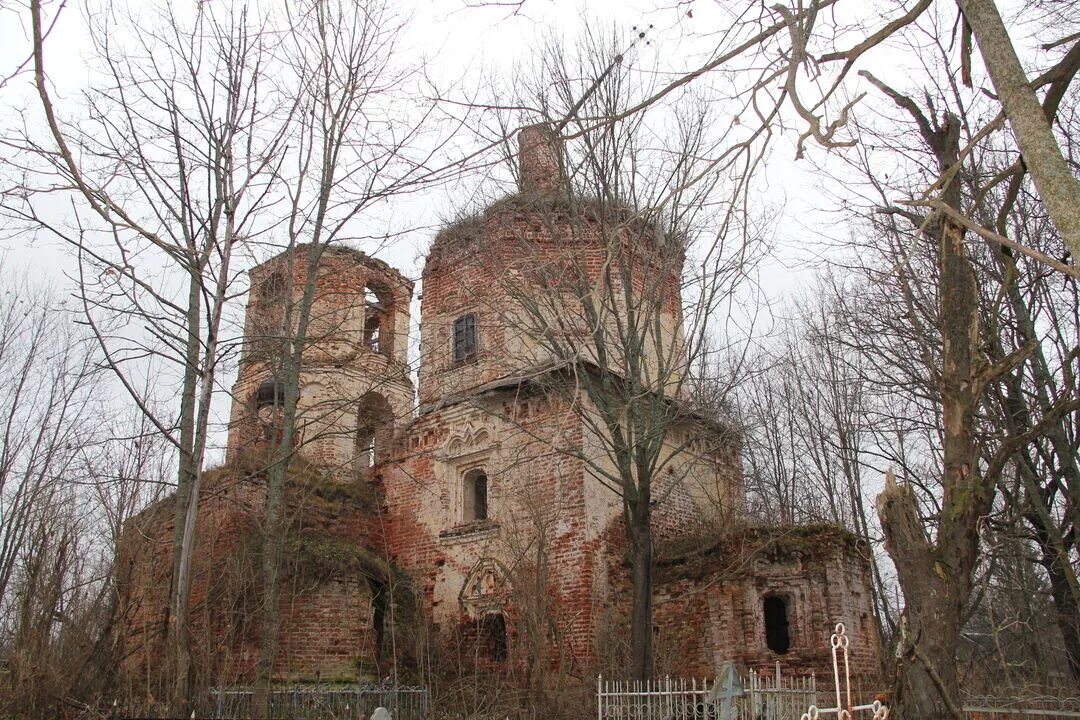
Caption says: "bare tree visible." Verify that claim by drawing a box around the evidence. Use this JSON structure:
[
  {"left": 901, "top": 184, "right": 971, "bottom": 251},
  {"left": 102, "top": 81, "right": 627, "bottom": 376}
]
[
  {"left": 445, "top": 28, "right": 768, "bottom": 680},
  {"left": 0, "top": 271, "right": 96, "bottom": 621},
  {"left": 463, "top": 0, "right": 1078, "bottom": 266},
  {"left": 7, "top": 0, "right": 443, "bottom": 707},
  {"left": 811, "top": 64, "right": 1078, "bottom": 715},
  {"left": 246, "top": 0, "right": 438, "bottom": 708},
  {"left": 736, "top": 298, "right": 897, "bottom": 645},
  {"left": 0, "top": 267, "right": 168, "bottom": 718},
  {"left": 5, "top": 0, "right": 291, "bottom": 708}
]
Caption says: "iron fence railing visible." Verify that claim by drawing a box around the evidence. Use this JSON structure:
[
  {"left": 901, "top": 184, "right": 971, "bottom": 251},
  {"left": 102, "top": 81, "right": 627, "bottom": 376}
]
[
  {"left": 963, "top": 693, "right": 1080, "bottom": 719},
  {"left": 595, "top": 674, "right": 1080, "bottom": 720},
  {"left": 596, "top": 666, "right": 825, "bottom": 720},
  {"left": 117, "top": 683, "right": 429, "bottom": 720}
]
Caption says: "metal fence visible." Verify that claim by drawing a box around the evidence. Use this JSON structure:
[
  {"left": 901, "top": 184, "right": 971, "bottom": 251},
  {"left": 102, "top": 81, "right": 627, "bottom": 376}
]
[
  {"left": 118, "top": 683, "right": 429, "bottom": 720},
  {"left": 596, "top": 666, "right": 822, "bottom": 720},
  {"left": 595, "top": 673, "right": 1080, "bottom": 720},
  {"left": 963, "top": 694, "right": 1080, "bottom": 719}
]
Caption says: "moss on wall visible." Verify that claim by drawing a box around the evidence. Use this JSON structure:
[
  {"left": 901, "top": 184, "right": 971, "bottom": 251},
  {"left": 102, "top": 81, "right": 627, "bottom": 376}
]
[{"left": 654, "top": 522, "right": 866, "bottom": 583}]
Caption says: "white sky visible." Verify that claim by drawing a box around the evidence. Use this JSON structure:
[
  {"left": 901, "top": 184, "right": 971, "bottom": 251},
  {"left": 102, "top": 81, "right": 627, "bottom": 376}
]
[
  {"left": 0, "top": 0, "right": 916, "bottom": 292},
  {"left": 0, "top": 0, "right": 1055, "bottom": 464}
]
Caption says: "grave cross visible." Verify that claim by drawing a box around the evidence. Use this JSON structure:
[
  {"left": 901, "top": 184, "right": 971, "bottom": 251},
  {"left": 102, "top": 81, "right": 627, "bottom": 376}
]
[{"left": 709, "top": 662, "right": 744, "bottom": 720}]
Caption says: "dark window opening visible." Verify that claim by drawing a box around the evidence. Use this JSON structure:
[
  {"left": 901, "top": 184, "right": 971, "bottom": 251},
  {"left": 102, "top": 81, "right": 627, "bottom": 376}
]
[
  {"left": 255, "top": 379, "right": 285, "bottom": 444},
  {"left": 463, "top": 469, "right": 488, "bottom": 522},
  {"left": 259, "top": 270, "right": 287, "bottom": 305},
  {"left": 764, "top": 595, "right": 791, "bottom": 654},
  {"left": 453, "top": 313, "right": 478, "bottom": 363},
  {"left": 252, "top": 270, "right": 288, "bottom": 362},
  {"left": 479, "top": 613, "right": 507, "bottom": 662},
  {"left": 355, "top": 392, "right": 393, "bottom": 479},
  {"left": 363, "top": 283, "right": 393, "bottom": 356},
  {"left": 255, "top": 379, "right": 285, "bottom": 409}
]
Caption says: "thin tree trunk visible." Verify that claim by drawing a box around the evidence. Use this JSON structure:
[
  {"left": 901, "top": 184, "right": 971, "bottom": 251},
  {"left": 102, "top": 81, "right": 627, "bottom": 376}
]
[
  {"left": 991, "top": 248, "right": 1080, "bottom": 680},
  {"left": 627, "top": 495, "right": 653, "bottom": 681},
  {"left": 170, "top": 233, "right": 236, "bottom": 711},
  {"left": 168, "top": 270, "right": 202, "bottom": 712},
  {"left": 958, "top": 0, "right": 1080, "bottom": 264},
  {"left": 1032, "top": 514, "right": 1080, "bottom": 678},
  {"left": 255, "top": 243, "right": 324, "bottom": 713}
]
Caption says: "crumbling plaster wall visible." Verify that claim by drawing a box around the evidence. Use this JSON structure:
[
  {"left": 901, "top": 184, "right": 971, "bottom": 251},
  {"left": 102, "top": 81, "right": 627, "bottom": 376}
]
[
  {"left": 577, "top": 402, "right": 745, "bottom": 544},
  {"left": 380, "top": 381, "right": 746, "bottom": 669},
  {"left": 118, "top": 468, "right": 383, "bottom": 687},
  {"left": 226, "top": 246, "right": 414, "bottom": 472},
  {"left": 382, "top": 389, "right": 611, "bottom": 660},
  {"left": 645, "top": 528, "right": 882, "bottom": 680}
]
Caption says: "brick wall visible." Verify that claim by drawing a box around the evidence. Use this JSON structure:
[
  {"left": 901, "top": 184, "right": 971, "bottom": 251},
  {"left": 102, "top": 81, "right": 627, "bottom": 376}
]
[
  {"left": 518, "top": 124, "right": 565, "bottom": 194},
  {"left": 226, "top": 245, "right": 414, "bottom": 469},
  {"left": 418, "top": 198, "right": 684, "bottom": 408},
  {"left": 628, "top": 525, "right": 883, "bottom": 681},
  {"left": 117, "top": 460, "right": 388, "bottom": 690},
  {"left": 118, "top": 127, "right": 880, "bottom": 693}
]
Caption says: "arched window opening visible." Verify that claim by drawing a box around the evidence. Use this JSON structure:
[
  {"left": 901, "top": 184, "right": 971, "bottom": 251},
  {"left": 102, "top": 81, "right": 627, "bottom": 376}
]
[
  {"left": 463, "top": 468, "right": 488, "bottom": 522},
  {"left": 355, "top": 392, "right": 393, "bottom": 479},
  {"left": 251, "top": 271, "right": 287, "bottom": 361},
  {"left": 479, "top": 613, "right": 507, "bottom": 662},
  {"left": 453, "top": 313, "right": 478, "bottom": 363},
  {"left": 363, "top": 282, "right": 393, "bottom": 357},
  {"left": 763, "top": 595, "right": 791, "bottom": 654},
  {"left": 255, "top": 379, "right": 285, "bottom": 444},
  {"left": 259, "top": 269, "right": 287, "bottom": 305}
]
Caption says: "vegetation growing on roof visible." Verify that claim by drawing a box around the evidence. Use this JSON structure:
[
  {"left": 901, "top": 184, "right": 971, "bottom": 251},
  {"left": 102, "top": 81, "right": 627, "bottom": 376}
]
[
  {"left": 652, "top": 522, "right": 866, "bottom": 583},
  {"left": 289, "top": 532, "right": 394, "bottom": 585},
  {"left": 427, "top": 191, "right": 657, "bottom": 269}
]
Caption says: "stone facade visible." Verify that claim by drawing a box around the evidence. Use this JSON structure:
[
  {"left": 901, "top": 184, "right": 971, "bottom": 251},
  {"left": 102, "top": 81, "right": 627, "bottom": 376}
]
[
  {"left": 225, "top": 246, "right": 414, "bottom": 475},
  {"left": 118, "top": 126, "right": 881, "bottom": 690}
]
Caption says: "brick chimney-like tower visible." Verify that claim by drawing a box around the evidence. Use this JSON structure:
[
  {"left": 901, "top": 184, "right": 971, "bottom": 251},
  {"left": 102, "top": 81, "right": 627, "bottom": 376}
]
[{"left": 517, "top": 123, "right": 565, "bottom": 194}]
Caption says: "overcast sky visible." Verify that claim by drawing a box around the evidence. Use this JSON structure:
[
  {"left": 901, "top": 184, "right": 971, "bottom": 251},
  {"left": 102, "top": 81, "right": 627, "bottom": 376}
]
[
  {"left": 0, "top": 0, "right": 935, "bottom": 461},
  {"left": 0, "top": 0, "right": 904, "bottom": 296},
  {"left": 1, "top": 0, "right": 1042, "bottom": 463}
]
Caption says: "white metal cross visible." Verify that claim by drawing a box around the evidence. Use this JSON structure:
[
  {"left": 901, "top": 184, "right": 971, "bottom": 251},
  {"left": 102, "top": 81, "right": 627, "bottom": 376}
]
[{"left": 801, "top": 623, "right": 888, "bottom": 720}]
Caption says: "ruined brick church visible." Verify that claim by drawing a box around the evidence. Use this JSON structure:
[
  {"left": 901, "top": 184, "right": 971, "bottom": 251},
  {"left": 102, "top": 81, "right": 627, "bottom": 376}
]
[{"left": 119, "top": 127, "right": 880, "bottom": 690}]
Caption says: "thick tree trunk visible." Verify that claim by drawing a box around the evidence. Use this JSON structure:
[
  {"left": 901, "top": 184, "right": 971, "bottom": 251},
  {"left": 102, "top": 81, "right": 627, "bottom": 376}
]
[
  {"left": 958, "top": 0, "right": 1080, "bottom": 264},
  {"left": 877, "top": 112, "right": 987, "bottom": 720},
  {"left": 878, "top": 474, "right": 965, "bottom": 720}
]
